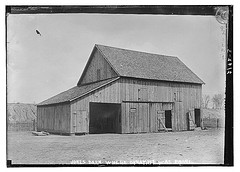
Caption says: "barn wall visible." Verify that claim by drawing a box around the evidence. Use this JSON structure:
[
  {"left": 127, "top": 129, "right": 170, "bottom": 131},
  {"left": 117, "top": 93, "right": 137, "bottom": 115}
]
[
  {"left": 119, "top": 78, "right": 202, "bottom": 132},
  {"left": 70, "top": 77, "right": 202, "bottom": 134},
  {"left": 81, "top": 49, "right": 118, "bottom": 85},
  {"left": 37, "top": 103, "right": 71, "bottom": 134},
  {"left": 121, "top": 102, "right": 174, "bottom": 133},
  {"left": 70, "top": 80, "right": 121, "bottom": 134}
]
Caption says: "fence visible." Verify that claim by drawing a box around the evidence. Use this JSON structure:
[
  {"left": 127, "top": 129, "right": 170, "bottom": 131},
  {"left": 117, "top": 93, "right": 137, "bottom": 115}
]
[
  {"left": 8, "top": 120, "right": 36, "bottom": 131},
  {"left": 203, "top": 118, "right": 225, "bottom": 128}
]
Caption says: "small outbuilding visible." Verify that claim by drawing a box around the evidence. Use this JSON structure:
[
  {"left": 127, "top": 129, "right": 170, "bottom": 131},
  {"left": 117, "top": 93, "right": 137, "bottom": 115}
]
[{"left": 37, "top": 44, "right": 204, "bottom": 135}]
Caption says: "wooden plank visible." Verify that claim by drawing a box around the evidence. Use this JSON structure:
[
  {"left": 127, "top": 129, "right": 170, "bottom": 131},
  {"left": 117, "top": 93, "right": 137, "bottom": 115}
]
[
  {"left": 150, "top": 103, "right": 154, "bottom": 132},
  {"left": 182, "top": 85, "right": 187, "bottom": 130},
  {"left": 109, "top": 83, "right": 113, "bottom": 102},
  {"left": 154, "top": 103, "right": 157, "bottom": 132},
  {"left": 149, "top": 103, "right": 152, "bottom": 132},
  {"left": 147, "top": 103, "right": 150, "bottom": 132},
  {"left": 112, "top": 82, "right": 116, "bottom": 102},
  {"left": 116, "top": 82, "right": 120, "bottom": 103},
  {"left": 129, "top": 103, "right": 134, "bottom": 133},
  {"left": 51, "top": 107, "right": 54, "bottom": 131},
  {"left": 122, "top": 78, "right": 126, "bottom": 102},
  {"left": 126, "top": 79, "right": 129, "bottom": 101},
  {"left": 82, "top": 110, "right": 87, "bottom": 132},
  {"left": 140, "top": 103, "right": 143, "bottom": 132},
  {"left": 151, "top": 103, "right": 155, "bottom": 132},
  {"left": 142, "top": 103, "right": 146, "bottom": 132},
  {"left": 188, "top": 108, "right": 195, "bottom": 130},
  {"left": 159, "top": 111, "right": 168, "bottom": 131},
  {"left": 177, "top": 101, "right": 180, "bottom": 131},
  {"left": 133, "top": 103, "right": 137, "bottom": 133},
  {"left": 179, "top": 102, "right": 183, "bottom": 130},
  {"left": 145, "top": 103, "right": 149, "bottom": 132},
  {"left": 126, "top": 102, "right": 129, "bottom": 133},
  {"left": 135, "top": 103, "right": 139, "bottom": 133},
  {"left": 172, "top": 102, "right": 177, "bottom": 131},
  {"left": 129, "top": 103, "right": 133, "bottom": 133},
  {"left": 121, "top": 103, "right": 126, "bottom": 133},
  {"left": 128, "top": 80, "right": 132, "bottom": 101},
  {"left": 140, "top": 103, "right": 144, "bottom": 132},
  {"left": 154, "top": 104, "right": 158, "bottom": 132}
]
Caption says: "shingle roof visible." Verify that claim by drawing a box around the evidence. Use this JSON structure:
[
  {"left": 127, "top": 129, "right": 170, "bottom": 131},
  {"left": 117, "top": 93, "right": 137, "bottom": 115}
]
[
  {"left": 38, "top": 78, "right": 119, "bottom": 106},
  {"left": 96, "top": 44, "right": 204, "bottom": 84}
]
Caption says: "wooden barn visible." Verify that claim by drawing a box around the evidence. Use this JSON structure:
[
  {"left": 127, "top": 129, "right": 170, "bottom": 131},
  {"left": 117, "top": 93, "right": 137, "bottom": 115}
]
[{"left": 37, "top": 44, "right": 204, "bottom": 135}]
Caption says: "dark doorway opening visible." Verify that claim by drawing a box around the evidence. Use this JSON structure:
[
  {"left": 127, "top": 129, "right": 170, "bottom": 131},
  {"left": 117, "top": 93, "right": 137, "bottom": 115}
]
[
  {"left": 165, "top": 110, "right": 172, "bottom": 128},
  {"left": 194, "top": 108, "right": 201, "bottom": 127},
  {"left": 89, "top": 102, "right": 121, "bottom": 134}
]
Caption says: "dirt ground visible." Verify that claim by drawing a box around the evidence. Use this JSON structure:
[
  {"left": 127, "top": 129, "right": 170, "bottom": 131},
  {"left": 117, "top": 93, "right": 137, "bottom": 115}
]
[{"left": 7, "top": 128, "right": 224, "bottom": 165}]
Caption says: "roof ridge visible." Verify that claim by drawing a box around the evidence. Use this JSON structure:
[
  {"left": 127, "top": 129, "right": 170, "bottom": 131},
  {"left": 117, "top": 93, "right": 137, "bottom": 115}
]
[
  {"left": 95, "top": 44, "right": 204, "bottom": 84},
  {"left": 95, "top": 44, "right": 178, "bottom": 59}
]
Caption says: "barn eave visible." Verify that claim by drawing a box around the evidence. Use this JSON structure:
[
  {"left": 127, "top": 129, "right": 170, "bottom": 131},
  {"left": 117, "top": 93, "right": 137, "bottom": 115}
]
[{"left": 38, "top": 77, "right": 120, "bottom": 107}]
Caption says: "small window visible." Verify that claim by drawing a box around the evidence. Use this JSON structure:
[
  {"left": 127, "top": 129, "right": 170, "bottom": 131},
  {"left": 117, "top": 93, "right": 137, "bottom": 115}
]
[
  {"left": 174, "top": 91, "right": 182, "bottom": 102},
  {"left": 174, "top": 93, "right": 177, "bottom": 101},
  {"left": 138, "top": 88, "right": 148, "bottom": 101},
  {"left": 97, "top": 69, "right": 101, "bottom": 81}
]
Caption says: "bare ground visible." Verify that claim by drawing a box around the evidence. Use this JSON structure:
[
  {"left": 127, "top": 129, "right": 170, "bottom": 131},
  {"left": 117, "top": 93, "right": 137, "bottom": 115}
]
[{"left": 7, "top": 128, "right": 224, "bottom": 165}]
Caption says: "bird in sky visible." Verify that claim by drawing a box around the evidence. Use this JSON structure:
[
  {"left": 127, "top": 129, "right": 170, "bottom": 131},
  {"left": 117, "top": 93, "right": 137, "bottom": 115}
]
[{"left": 36, "top": 30, "right": 41, "bottom": 36}]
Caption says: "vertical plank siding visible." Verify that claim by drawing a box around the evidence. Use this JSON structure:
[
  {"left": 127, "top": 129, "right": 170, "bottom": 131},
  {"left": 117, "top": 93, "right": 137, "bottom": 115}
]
[
  {"left": 38, "top": 77, "right": 202, "bottom": 134},
  {"left": 70, "top": 77, "right": 201, "bottom": 134},
  {"left": 37, "top": 103, "right": 71, "bottom": 134},
  {"left": 119, "top": 78, "right": 202, "bottom": 133},
  {"left": 70, "top": 81, "right": 121, "bottom": 134},
  {"left": 81, "top": 49, "right": 117, "bottom": 85}
]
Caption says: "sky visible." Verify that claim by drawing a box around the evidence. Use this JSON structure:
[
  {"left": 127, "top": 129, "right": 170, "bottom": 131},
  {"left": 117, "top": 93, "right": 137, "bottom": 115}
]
[{"left": 7, "top": 13, "right": 226, "bottom": 104}]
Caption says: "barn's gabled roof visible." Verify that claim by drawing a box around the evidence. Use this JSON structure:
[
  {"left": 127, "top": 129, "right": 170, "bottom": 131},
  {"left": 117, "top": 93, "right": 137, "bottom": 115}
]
[
  {"left": 94, "top": 44, "right": 204, "bottom": 84},
  {"left": 38, "top": 77, "right": 119, "bottom": 106}
]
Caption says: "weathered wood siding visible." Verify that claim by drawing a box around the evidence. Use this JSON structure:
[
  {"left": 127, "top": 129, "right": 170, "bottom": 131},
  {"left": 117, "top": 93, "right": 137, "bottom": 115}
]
[
  {"left": 38, "top": 77, "right": 202, "bottom": 134},
  {"left": 70, "top": 81, "right": 121, "bottom": 134},
  {"left": 121, "top": 102, "right": 174, "bottom": 133},
  {"left": 119, "top": 78, "right": 202, "bottom": 132},
  {"left": 81, "top": 49, "right": 118, "bottom": 85},
  {"left": 37, "top": 103, "right": 71, "bottom": 134},
  {"left": 70, "top": 77, "right": 202, "bottom": 134}
]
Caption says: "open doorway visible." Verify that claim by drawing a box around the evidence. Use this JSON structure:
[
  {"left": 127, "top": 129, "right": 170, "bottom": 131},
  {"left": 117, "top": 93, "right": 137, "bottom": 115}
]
[
  {"left": 194, "top": 108, "right": 201, "bottom": 127},
  {"left": 165, "top": 110, "right": 172, "bottom": 128},
  {"left": 89, "top": 102, "right": 121, "bottom": 134}
]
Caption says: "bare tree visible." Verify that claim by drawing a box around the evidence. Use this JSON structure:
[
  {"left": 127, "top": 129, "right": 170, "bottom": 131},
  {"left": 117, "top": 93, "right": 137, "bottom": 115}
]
[
  {"left": 212, "top": 94, "right": 224, "bottom": 109},
  {"left": 202, "top": 94, "right": 210, "bottom": 108}
]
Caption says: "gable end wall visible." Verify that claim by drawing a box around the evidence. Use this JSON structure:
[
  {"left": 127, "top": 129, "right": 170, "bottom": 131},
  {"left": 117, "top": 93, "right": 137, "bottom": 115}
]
[{"left": 80, "top": 49, "right": 118, "bottom": 85}]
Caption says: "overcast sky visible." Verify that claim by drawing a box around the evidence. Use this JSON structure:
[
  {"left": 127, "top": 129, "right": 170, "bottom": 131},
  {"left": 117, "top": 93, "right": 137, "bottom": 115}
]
[{"left": 7, "top": 13, "right": 226, "bottom": 104}]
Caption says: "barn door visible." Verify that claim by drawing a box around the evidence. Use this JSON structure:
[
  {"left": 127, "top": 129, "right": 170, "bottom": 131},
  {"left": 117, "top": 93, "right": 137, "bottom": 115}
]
[
  {"left": 129, "top": 106, "right": 138, "bottom": 133},
  {"left": 75, "top": 110, "right": 87, "bottom": 133},
  {"left": 156, "top": 110, "right": 165, "bottom": 131},
  {"left": 187, "top": 109, "right": 195, "bottom": 130},
  {"left": 89, "top": 102, "right": 121, "bottom": 134}
]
